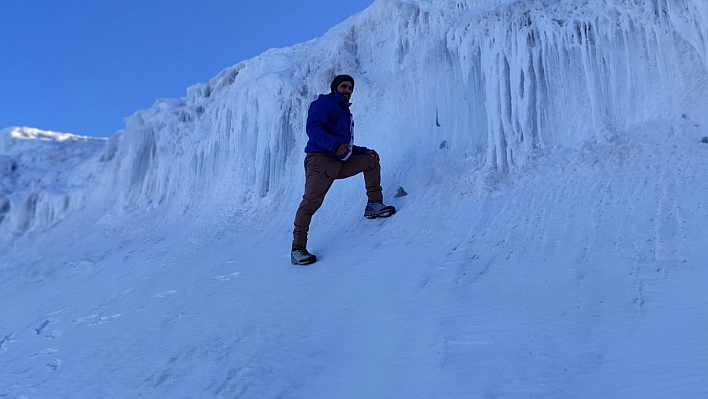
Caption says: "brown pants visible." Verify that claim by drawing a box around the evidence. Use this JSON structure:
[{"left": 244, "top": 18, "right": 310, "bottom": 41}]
[{"left": 293, "top": 152, "right": 383, "bottom": 246}]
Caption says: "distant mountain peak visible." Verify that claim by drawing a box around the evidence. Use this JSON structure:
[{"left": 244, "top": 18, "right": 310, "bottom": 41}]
[{"left": 1, "top": 126, "right": 103, "bottom": 144}]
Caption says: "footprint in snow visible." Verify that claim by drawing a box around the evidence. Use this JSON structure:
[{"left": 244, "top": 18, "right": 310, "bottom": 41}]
[
  {"left": 214, "top": 272, "right": 240, "bottom": 281},
  {"left": 35, "top": 320, "right": 51, "bottom": 335},
  {"left": 46, "top": 359, "right": 61, "bottom": 370},
  {"left": 154, "top": 290, "right": 177, "bottom": 298},
  {"left": 73, "top": 314, "right": 122, "bottom": 325},
  {"left": 0, "top": 333, "right": 15, "bottom": 353},
  {"left": 90, "top": 314, "right": 122, "bottom": 325},
  {"left": 34, "top": 320, "right": 63, "bottom": 339},
  {"left": 73, "top": 314, "right": 98, "bottom": 324},
  {"left": 44, "top": 330, "right": 62, "bottom": 339},
  {"left": 31, "top": 348, "right": 59, "bottom": 358}
]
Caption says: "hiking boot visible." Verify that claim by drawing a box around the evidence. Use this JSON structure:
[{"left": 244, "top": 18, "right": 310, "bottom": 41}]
[
  {"left": 291, "top": 244, "right": 317, "bottom": 265},
  {"left": 364, "top": 201, "right": 396, "bottom": 219}
]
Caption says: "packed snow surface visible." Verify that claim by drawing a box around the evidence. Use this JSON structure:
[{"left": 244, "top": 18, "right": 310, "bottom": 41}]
[{"left": 2, "top": 0, "right": 708, "bottom": 397}]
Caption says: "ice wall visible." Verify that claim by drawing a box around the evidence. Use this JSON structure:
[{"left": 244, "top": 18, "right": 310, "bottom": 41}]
[
  {"left": 363, "top": 0, "right": 708, "bottom": 172},
  {"left": 111, "top": 0, "right": 707, "bottom": 207},
  {"left": 2, "top": 0, "right": 708, "bottom": 243}
]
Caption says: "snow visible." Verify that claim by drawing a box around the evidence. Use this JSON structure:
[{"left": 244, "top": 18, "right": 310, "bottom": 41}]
[
  {"left": 2, "top": 0, "right": 708, "bottom": 397},
  {"left": 0, "top": 127, "right": 106, "bottom": 241}
]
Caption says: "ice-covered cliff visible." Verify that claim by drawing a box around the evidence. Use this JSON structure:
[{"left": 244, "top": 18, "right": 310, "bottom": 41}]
[
  {"left": 2, "top": 0, "right": 707, "bottom": 244},
  {"left": 0, "top": 127, "right": 106, "bottom": 242}
]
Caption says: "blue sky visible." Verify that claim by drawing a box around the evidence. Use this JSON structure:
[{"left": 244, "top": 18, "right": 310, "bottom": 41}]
[{"left": 0, "top": 0, "right": 373, "bottom": 138}]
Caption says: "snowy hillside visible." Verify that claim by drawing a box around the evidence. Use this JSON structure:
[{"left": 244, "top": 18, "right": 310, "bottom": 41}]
[{"left": 2, "top": 0, "right": 708, "bottom": 398}]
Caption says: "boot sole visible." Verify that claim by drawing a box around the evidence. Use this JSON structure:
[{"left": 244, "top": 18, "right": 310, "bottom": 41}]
[
  {"left": 364, "top": 209, "right": 396, "bottom": 219},
  {"left": 291, "top": 257, "right": 317, "bottom": 265}
]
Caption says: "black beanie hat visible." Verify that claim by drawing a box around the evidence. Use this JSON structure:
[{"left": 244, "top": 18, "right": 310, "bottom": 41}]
[{"left": 330, "top": 74, "right": 355, "bottom": 92}]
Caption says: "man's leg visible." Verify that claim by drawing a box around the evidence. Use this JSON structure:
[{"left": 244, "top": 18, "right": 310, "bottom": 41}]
[
  {"left": 337, "top": 154, "right": 383, "bottom": 202},
  {"left": 293, "top": 154, "right": 340, "bottom": 246}
]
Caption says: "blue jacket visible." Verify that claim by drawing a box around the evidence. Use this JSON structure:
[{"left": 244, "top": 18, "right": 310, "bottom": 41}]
[{"left": 304, "top": 91, "right": 368, "bottom": 160}]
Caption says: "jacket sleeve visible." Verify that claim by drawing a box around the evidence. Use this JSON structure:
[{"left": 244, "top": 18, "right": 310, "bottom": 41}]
[
  {"left": 306, "top": 101, "right": 340, "bottom": 153},
  {"left": 352, "top": 145, "right": 369, "bottom": 154}
]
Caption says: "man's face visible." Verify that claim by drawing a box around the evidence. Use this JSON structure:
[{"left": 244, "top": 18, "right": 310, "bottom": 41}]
[{"left": 336, "top": 81, "right": 354, "bottom": 102}]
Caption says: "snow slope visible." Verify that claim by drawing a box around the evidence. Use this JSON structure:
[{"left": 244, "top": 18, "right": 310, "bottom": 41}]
[{"left": 2, "top": 0, "right": 708, "bottom": 397}]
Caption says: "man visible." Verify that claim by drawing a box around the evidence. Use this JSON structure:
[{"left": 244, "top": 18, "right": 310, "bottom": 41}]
[{"left": 291, "top": 74, "right": 396, "bottom": 265}]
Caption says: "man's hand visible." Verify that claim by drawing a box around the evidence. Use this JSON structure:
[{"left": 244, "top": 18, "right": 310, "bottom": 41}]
[
  {"left": 366, "top": 149, "right": 380, "bottom": 161},
  {"left": 336, "top": 143, "right": 350, "bottom": 156}
]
